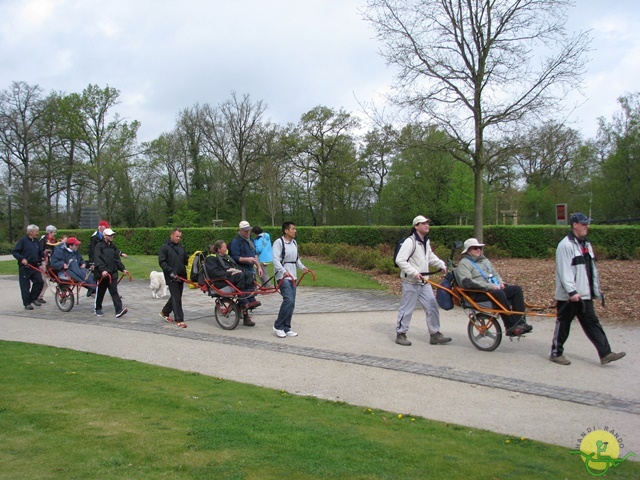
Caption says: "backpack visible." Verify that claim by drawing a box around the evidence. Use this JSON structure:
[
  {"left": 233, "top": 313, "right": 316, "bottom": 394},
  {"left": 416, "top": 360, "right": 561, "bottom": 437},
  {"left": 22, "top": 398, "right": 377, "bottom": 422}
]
[
  {"left": 187, "top": 251, "right": 204, "bottom": 288},
  {"left": 435, "top": 271, "right": 455, "bottom": 310},
  {"left": 280, "top": 237, "right": 299, "bottom": 263},
  {"left": 393, "top": 236, "right": 417, "bottom": 268}
]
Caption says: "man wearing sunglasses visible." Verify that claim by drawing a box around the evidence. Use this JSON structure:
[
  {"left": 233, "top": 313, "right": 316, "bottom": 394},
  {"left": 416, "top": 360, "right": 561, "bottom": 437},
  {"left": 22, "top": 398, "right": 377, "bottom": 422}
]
[
  {"left": 395, "top": 215, "right": 452, "bottom": 346},
  {"left": 456, "top": 238, "right": 533, "bottom": 336}
]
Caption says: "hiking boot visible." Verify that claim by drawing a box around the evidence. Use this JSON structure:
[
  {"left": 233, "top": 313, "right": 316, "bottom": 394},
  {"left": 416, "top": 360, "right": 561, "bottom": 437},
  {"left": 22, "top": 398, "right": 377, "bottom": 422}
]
[
  {"left": 601, "top": 352, "right": 626, "bottom": 365},
  {"left": 549, "top": 355, "right": 571, "bottom": 365},
  {"left": 24, "top": 304, "right": 34, "bottom": 311},
  {"left": 430, "top": 332, "right": 452, "bottom": 345},
  {"left": 395, "top": 333, "right": 412, "bottom": 346},
  {"left": 243, "top": 314, "right": 255, "bottom": 327},
  {"left": 246, "top": 300, "right": 261, "bottom": 309}
]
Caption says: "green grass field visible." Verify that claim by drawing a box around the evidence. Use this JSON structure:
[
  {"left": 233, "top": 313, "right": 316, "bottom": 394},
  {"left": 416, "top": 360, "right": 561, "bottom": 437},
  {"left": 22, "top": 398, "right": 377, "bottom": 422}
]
[
  {"left": 0, "top": 256, "right": 384, "bottom": 290},
  {"left": 3, "top": 341, "right": 637, "bottom": 479}
]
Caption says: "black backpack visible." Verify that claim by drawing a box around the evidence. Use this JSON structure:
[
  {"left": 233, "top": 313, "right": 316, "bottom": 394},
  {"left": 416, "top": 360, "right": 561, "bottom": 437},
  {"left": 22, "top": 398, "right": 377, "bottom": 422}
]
[{"left": 393, "top": 236, "right": 417, "bottom": 268}]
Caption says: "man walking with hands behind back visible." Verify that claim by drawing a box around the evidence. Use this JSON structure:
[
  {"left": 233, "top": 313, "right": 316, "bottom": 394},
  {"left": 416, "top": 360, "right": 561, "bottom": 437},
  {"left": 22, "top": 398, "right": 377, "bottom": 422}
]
[
  {"left": 550, "top": 213, "right": 625, "bottom": 366},
  {"left": 158, "top": 228, "right": 189, "bottom": 328},
  {"left": 272, "top": 222, "right": 308, "bottom": 338},
  {"left": 395, "top": 215, "right": 451, "bottom": 346}
]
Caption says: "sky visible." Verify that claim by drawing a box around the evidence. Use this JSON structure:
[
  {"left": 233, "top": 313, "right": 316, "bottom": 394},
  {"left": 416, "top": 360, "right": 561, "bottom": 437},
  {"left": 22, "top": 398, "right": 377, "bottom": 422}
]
[{"left": 1, "top": 0, "right": 639, "bottom": 143}]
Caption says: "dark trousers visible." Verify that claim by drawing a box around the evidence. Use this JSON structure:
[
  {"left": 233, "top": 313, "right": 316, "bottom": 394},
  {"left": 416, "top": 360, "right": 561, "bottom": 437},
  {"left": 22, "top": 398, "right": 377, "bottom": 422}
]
[
  {"left": 19, "top": 265, "right": 44, "bottom": 306},
  {"left": 95, "top": 272, "right": 123, "bottom": 314},
  {"left": 470, "top": 284, "right": 525, "bottom": 329},
  {"left": 551, "top": 299, "right": 611, "bottom": 359},
  {"left": 162, "top": 280, "right": 184, "bottom": 322}
]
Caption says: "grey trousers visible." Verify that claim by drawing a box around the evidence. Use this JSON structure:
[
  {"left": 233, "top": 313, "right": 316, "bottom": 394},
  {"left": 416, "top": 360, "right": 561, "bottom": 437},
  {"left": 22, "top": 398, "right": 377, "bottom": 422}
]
[{"left": 395, "top": 281, "right": 441, "bottom": 335}]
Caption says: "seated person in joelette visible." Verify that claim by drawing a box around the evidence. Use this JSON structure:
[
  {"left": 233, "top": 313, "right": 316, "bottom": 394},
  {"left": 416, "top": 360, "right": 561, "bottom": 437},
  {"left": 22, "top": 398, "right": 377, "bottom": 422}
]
[
  {"left": 455, "top": 238, "right": 533, "bottom": 336},
  {"left": 49, "top": 237, "right": 91, "bottom": 285},
  {"left": 205, "top": 240, "right": 260, "bottom": 311}
]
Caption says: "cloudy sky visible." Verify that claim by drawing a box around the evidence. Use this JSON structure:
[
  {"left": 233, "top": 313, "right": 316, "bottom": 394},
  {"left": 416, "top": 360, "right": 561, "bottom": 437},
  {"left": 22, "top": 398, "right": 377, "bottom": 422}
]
[{"left": 1, "top": 0, "right": 639, "bottom": 143}]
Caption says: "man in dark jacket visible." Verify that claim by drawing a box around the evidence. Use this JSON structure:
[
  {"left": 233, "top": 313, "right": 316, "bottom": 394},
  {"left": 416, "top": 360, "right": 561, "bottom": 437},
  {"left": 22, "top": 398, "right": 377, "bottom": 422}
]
[
  {"left": 93, "top": 228, "right": 129, "bottom": 318},
  {"left": 158, "top": 228, "right": 189, "bottom": 328},
  {"left": 12, "top": 224, "right": 45, "bottom": 310}
]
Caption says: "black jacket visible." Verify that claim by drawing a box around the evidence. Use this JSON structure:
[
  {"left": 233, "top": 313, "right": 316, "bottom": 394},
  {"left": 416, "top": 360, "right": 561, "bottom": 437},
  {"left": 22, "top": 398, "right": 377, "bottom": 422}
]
[
  {"left": 158, "top": 240, "right": 188, "bottom": 282},
  {"left": 94, "top": 241, "right": 125, "bottom": 275},
  {"left": 12, "top": 235, "right": 43, "bottom": 266}
]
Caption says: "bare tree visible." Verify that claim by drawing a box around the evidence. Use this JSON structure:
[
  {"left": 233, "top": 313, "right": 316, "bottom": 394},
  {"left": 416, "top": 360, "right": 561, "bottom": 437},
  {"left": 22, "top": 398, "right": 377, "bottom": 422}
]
[
  {"left": 0, "top": 81, "right": 46, "bottom": 225},
  {"left": 201, "top": 92, "right": 269, "bottom": 220},
  {"left": 364, "top": 0, "right": 590, "bottom": 239}
]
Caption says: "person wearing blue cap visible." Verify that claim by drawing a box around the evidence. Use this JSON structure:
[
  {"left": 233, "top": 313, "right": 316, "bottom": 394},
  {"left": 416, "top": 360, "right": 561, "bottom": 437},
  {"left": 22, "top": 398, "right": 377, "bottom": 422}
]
[{"left": 550, "top": 213, "right": 626, "bottom": 366}]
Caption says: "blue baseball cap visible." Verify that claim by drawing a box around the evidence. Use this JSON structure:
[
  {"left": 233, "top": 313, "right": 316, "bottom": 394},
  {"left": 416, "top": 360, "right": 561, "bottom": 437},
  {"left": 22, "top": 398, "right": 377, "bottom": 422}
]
[{"left": 570, "top": 212, "right": 591, "bottom": 225}]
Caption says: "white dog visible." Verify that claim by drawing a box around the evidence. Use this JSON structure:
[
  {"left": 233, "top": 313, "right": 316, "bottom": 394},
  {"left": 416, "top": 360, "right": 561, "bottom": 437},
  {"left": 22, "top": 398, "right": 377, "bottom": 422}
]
[{"left": 149, "top": 271, "right": 169, "bottom": 298}]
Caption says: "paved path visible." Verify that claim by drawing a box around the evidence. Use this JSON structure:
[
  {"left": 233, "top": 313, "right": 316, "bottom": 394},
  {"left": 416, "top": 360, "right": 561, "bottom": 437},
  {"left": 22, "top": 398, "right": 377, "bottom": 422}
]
[{"left": 1, "top": 273, "right": 638, "bottom": 457}]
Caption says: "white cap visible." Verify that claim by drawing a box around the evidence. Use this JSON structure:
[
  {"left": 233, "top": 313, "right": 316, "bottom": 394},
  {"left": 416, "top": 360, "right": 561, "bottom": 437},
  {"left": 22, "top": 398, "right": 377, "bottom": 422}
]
[
  {"left": 239, "top": 220, "right": 251, "bottom": 231},
  {"left": 103, "top": 228, "right": 116, "bottom": 236},
  {"left": 412, "top": 215, "right": 430, "bottom": 226}
]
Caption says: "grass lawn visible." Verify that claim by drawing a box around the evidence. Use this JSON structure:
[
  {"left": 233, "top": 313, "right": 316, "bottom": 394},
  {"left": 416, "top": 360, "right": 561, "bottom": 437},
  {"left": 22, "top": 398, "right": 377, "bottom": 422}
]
[
  {"left": 0, "top": 256, "right": 384, "bottom": 291},
  {"left": 3, "top": 341, "right": 636, "bottom": 480}
]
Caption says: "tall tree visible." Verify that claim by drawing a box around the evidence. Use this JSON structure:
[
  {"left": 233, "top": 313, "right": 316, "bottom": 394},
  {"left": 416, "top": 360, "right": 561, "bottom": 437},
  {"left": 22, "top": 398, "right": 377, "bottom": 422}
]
[
  {"left": 286, "top": 106, "right": 360, "bottom": 225},
  {"left": 594, "top": 93, "right": 640, "bottom": 220},
  {"left": 73, "top": 84, "right": 127, "bottom": 217},
  {"left": 201, "top": 92, "right": 269, "bottom": 220},
  {"left": 0, "top": 81, "right": 47, "bottom": 225},
  {"left": 364, "top": 0, "right": 590, "bottom": 240},
  {"left": 360, "top": 125, "right": 397, "bottom": 223}
]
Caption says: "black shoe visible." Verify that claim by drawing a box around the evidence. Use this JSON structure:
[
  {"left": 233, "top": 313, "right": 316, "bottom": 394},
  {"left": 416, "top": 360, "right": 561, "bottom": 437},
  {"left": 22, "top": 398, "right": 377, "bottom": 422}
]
[
  {"left": 86, "top": 289, "right": 95, "bottom": 297},
  {"left": 115, "top": 308, "right": 128, "bottom": 318},
  {"left": 507, "top": 325, "right": 527, "bottom": 337},
  {"left": 38, "top": 298, "right": 47, "bottom": 304},
  {"left": 32, "top": 299, "right": 42, "bottom": 307},
  {"left": 24, "top": 304, "right": 34, "bottom": 311}
]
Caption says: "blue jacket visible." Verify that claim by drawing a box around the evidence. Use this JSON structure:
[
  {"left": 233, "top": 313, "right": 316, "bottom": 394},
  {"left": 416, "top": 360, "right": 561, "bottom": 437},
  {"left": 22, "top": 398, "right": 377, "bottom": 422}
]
[
  {"left": 229, "top": 233, "right": 256, "bottom": 272},
  {"left": 253, "top": 232, "right": 273, "bottom": 263},
  {"left": 50, "top": 246, "right": 90, "bottom": 283}
]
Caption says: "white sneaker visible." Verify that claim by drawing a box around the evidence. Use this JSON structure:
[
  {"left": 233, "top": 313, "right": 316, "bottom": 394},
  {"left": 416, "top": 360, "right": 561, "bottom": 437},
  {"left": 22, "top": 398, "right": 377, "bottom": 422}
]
[
  {"left": 273, "top": 327, "right": 287, "bottom": 338},
  {"left": 285, "top": 330, "right": 298, "bottom": 337}
]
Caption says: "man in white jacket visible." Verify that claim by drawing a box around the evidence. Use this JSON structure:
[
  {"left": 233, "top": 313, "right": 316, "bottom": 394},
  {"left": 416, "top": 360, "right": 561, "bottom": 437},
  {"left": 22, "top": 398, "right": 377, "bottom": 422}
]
[
  {"left": 395, "top": 215, "right": 451, "bottom": 346},
  {"left": 550, "top": 213, "right": 625, "bottom": 366}
]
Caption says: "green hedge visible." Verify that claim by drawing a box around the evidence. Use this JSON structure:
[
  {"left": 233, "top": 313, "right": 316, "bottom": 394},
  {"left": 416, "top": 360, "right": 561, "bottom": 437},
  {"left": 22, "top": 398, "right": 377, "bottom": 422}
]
[{"left": 45, "top": 224, "right": 640, "bottom": 260}]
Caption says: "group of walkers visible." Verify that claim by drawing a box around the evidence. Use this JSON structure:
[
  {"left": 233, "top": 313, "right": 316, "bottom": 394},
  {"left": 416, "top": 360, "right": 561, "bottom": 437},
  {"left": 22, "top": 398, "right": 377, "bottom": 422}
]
[
  {"left": 12, "top": 221, "right": 130, "bottom": 318},
  {"left": 394, "top": 213, "right": 625, "bottom": 366},
  {"left": 13, "top": 212, "right": 627, "bottom": 364},
  {"left": 152, "top": 220, "right": 308, "bottom": 337}
]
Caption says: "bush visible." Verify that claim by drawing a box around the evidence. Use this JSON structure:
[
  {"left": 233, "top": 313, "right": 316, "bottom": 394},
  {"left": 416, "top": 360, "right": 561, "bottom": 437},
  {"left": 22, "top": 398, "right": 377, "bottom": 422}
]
[{"left": 53, "top": 224, "right": 640, "bottom": 260}]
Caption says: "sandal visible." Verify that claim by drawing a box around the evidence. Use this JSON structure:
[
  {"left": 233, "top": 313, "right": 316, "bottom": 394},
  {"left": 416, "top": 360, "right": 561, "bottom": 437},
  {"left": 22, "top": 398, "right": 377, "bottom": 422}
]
[{"left": 175, "top": 322, "right": 187, "bottom": 328}]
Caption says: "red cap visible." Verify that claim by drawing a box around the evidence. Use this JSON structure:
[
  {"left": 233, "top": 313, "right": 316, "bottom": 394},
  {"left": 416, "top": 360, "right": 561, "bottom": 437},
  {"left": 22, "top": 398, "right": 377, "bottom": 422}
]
[
  {"left": 66, "top": 237, "right": 81, "bottom": 246},
  {"left": 98, "top": 220, "right": 110, "bottom": 228}
]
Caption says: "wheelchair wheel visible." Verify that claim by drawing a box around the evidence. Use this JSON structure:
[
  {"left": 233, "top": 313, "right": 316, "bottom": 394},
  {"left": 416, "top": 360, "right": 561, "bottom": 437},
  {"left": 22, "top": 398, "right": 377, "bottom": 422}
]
[
  {"left": 214, "top": 298, "right": 240, "bottom": 330},
  {"left": 467, "top": 312, "right": 502, "bottom": 351},
  {"left": 55, "top": 286, "right": 75, "bottom": 312}
]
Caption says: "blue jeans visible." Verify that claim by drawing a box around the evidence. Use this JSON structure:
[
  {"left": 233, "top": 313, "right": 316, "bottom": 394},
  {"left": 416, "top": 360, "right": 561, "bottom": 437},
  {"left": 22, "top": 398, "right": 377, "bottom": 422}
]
[{"left": 274, "top": 278, "right": 296, "bottom": 332}]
